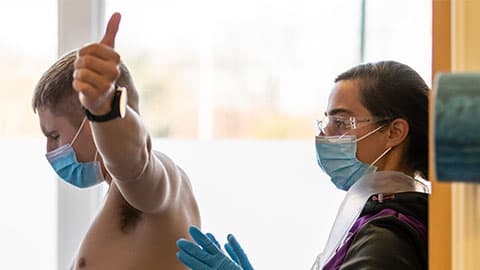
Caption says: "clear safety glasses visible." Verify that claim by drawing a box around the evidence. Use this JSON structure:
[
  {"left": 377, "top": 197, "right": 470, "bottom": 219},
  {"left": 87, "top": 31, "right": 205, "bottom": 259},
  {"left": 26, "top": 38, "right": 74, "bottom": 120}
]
[{"left": 316, "top": 113, "right": 391, "bottom": 136}]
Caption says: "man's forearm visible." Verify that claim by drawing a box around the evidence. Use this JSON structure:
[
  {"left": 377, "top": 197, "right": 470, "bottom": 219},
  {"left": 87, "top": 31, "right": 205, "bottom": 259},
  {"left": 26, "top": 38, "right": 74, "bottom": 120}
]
[
  {"left": 91, "top": 106, "right": 150, "bottom": 182},
  {"left": 90, "top": 106, "right": 180, "bottom": 213},
  {"left": 72, "top": 14, "right": 185, "bottom": 214}
]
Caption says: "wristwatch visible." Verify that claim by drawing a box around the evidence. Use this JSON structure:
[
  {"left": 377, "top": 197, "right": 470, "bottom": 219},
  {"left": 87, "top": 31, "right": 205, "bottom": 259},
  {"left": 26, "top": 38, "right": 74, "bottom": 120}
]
[{"left": 82, "top": 86, "right": 128, "bottom": 122}]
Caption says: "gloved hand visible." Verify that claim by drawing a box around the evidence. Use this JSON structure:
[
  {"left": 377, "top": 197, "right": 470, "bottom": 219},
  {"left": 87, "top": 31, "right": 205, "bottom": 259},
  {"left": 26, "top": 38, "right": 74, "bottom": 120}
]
[
  {"left": 224, "top": 234, "right": 254, "bottom": 270},
  {"left": 176, "top": 226, "right": 243, "bottom": 270},
  {"left": 204, "top": 231, "right": 254, "bottom": 270}
]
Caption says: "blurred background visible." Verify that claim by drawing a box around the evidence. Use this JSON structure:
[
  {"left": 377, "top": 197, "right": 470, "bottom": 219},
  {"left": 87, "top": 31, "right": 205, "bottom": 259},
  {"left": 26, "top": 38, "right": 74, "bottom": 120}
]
[{"left": 0, "top": 0, "right": 431, "bottom": 269}]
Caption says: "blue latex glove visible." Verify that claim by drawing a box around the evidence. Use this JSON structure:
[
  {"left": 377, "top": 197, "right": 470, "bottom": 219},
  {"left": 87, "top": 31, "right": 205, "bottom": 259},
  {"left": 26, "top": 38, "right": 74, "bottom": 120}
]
[
  {"left": 177, "top": 226, "right": 243, "bottom": 270},
  {"left": 204, "top": 231, "right": 254, "bottom": 270},
  {"left": 224, "top": 234, "right": 254, "bottom": 270}
]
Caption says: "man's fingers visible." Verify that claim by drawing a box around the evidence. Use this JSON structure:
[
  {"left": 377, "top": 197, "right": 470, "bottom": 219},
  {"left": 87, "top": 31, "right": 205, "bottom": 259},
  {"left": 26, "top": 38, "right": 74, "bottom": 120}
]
[
  {"left": 72, "top": 80, "right": 96, "bottom": 95},
  {"left": 73, "top": 12, "right": 121, "bottom": 112},
  {"left": 77, "top": 43, "right": 120, "bottom": 62},
  {"left": 73, "top": 69, "right": 114, "bottom": 93},
  {"left": 74, "top": 56, "right": 120, "bottom": 82},
  {"left": 100, "top": 12, "right": 121, "bottom": 48},
  {"left": 75, "top": 54, "right": 116, "bottom": 74}
]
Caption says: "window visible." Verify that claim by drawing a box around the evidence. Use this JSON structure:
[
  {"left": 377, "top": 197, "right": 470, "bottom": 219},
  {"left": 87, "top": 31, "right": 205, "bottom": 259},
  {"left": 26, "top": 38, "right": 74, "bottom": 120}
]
[
  {"left": 103, "top": 1, "right": 431, "bottom": 269},
  {"left": 0, "top": 1, "right": 431, "bottom": 269},
  {"left": 106, "top": 1, "right": 364, "bottom": 140},
  {"left": 364, "top": 0, "right": 431, "bottom": 84},
  {"left": 0, "top": 1, "right": 57, "bottom": 269}
]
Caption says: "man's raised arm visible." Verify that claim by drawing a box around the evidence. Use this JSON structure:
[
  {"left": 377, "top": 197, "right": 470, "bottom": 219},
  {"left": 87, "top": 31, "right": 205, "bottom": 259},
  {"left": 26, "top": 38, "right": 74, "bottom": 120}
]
[{"left": 72, "top": 13, "right": 190, "bottom": 214}]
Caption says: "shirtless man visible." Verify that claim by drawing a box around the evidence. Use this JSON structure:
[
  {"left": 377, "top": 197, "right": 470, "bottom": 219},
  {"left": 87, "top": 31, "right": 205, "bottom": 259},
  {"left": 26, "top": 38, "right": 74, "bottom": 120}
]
[{"left": 32, "top": 13, "right": 200, "bottom": 269}]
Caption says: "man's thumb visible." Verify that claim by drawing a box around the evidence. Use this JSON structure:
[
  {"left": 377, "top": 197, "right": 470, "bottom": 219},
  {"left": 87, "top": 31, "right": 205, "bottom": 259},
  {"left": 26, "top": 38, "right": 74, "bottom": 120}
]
[{"left": 100, "top": 12, "right": 121, "bottom": 48}]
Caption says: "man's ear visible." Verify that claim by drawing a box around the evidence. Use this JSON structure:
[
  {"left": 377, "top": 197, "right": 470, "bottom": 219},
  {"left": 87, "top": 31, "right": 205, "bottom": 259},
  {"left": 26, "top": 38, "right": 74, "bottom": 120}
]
[{"left": 386, "top": 118, "right": 409, "bottom": 148}]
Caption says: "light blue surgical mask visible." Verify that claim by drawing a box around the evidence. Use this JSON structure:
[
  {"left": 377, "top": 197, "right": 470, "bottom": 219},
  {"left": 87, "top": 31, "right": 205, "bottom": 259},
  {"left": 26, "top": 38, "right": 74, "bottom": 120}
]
[
  {"left": 315, "top": 126, "right": 392, "bottom": 191},
  {"left": 45, "top": 118, "right": 104, "bottom": 188}
]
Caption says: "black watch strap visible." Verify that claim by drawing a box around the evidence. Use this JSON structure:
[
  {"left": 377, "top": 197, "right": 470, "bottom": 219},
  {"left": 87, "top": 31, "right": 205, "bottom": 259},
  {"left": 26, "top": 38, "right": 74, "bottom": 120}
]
[{"left": 82, "top": 87, "right": 125, "bottom": 122}]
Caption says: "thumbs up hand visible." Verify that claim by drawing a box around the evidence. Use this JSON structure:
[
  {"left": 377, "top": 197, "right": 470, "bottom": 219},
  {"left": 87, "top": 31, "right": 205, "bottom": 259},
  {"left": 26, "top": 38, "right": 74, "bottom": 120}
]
[{"left": 73, "top": 13, "right": 122, "bottom": 115}]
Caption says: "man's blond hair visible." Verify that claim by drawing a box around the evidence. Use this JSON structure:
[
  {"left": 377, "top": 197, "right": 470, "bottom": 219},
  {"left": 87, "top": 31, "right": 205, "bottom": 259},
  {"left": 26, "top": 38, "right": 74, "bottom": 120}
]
[{"left": 32, "top": 50, "right": 139, "bottom": 126}]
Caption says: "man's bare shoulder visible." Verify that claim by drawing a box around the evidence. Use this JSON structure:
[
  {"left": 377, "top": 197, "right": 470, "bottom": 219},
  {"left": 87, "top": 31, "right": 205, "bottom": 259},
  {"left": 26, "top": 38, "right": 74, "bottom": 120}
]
[
  {"left": 72, "top": 182, "right": 199, "bottom": 270},
  {"left": 152, "top": 150, "right": 199, "bottom": 203}
]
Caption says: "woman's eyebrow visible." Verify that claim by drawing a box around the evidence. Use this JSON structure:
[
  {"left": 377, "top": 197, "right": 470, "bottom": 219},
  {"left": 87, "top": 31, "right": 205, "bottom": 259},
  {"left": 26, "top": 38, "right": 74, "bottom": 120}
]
[{"left": 327, "top": 108, "right": 355, "bottom": 116}]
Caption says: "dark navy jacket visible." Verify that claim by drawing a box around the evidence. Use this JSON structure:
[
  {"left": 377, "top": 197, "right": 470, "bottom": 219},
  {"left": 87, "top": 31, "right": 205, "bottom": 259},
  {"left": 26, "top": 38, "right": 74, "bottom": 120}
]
[{"left": 326, "top": 192, "right": 428, "bottom": 270}]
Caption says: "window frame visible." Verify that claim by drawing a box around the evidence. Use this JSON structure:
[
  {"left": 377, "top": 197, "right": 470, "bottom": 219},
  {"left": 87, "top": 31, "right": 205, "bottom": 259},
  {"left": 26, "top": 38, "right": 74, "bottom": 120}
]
[{"left": 57, "top": 0, "right": 107, "bottom": 269}]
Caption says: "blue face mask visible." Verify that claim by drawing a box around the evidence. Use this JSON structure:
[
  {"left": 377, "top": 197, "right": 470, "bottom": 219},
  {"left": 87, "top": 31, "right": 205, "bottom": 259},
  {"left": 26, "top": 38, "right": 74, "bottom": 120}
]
[
  {"left": 45, "top": 118, "right": 104, "bottom": 188},
  {"left": 315, "top": 126, "right": 392, "bottom": 191}
]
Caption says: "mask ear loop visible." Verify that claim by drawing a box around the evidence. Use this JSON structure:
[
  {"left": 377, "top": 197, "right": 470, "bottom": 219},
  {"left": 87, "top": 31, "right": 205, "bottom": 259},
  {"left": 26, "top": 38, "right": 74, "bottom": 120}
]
[
  {"left": 369, "top": 146, "right": 393, "bottom": 168},
  {"left": 71, "top": 117, "right": 87, "bottom": 146},
  {"left": 354, "top": 124, "right": 385, "bottom": 142},
  {"left": 352, "top": 124, "right": 392, "bottom": 168},
  {"left": 93, "top": 147, "right": 105, "bottom": 180},
  {"left": 329, "top": 124, "right": 384, "bottom": 143}
]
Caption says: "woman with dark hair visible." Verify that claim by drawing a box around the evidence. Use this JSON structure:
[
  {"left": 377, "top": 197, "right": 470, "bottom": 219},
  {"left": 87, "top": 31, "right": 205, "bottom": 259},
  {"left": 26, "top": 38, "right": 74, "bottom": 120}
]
[{"left": 176, "top": 61, "right": 431, "bottom": 270}]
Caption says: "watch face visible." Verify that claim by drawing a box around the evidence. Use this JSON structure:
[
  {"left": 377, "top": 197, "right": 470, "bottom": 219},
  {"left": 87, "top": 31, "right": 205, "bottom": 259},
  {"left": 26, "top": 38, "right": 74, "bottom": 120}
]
[{"left": 118, "top": 86, "right": 127, "bottom": 118}]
